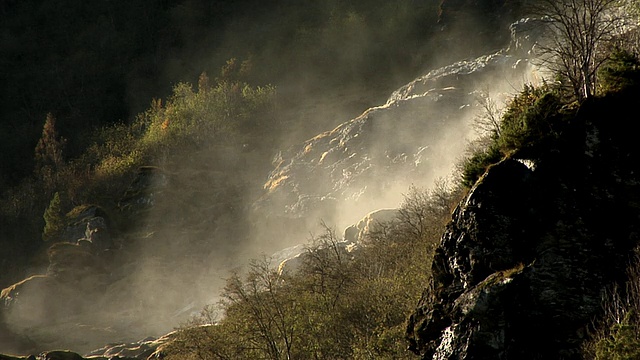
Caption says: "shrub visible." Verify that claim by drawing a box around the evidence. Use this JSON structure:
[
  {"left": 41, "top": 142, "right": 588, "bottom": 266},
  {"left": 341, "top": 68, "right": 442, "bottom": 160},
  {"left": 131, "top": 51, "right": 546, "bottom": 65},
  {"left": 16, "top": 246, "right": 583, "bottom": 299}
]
[
  {"left": 460, "top": 142, "right": 503, "bottom": 188},
  {"left": 163, "top": 182, "right": 457, "bottom": 359},
  {"left": 138, "top": 76, "right": 276, "bottom": 156},
  {"left": 594, "top": 312, "right": 640, "bottom": 360},
  {"left": 583, "top": 250, "right": 640, "bottom": 359},
  {"left": 459, "top": 83, "right": 568, "bottom": 188},
  {"left": 598, "top": 49, "right": 640, "bottom": 94},
  {"left": 498, "top": 84, "right": 561, "bottom": 156}
]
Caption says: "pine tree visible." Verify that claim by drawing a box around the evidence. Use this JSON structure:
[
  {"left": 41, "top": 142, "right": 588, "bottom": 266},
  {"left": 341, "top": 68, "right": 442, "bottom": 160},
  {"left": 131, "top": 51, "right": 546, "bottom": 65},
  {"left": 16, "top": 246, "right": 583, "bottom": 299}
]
[
  {"left": 35, "top": 113, "right": 66, "bottom": 174},
  {"left": 42, "top": 192, "right": 64, "bottom": 242},
  {"left": 34, "top": 113, "right": 66, "bottom": 187}
]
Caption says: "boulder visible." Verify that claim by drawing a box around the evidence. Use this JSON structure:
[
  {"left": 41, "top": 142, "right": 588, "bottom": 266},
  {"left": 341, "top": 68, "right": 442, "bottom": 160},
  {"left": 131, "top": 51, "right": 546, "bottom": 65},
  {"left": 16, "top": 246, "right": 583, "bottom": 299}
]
[
  {"left": 36, "top": 351, "right": 84, "bottom": 360},
  {"left": 85, "top": 332, "right": 178, "bottom": 360},
  {"left": 343, "top": 208, "right": 399, "bottom": 244},
  {"left": 62, "top": 205, "right": 113, "bottom": 252},
  {"left": 274, "top": 208, "right": 399, "bottom": 276}
]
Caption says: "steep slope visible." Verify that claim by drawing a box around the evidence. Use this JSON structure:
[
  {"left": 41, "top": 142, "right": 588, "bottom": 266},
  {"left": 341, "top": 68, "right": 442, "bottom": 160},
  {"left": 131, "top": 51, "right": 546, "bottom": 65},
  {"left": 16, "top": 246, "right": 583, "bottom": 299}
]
[
  {"left": 406, "top": 87, "right": 640, "bottom": 359},
  {"left": 253, "top": 18, "right": 546, "bottom": 244},
  {"left": 0, "top": 16, "right": 546, "bottom": 358}
]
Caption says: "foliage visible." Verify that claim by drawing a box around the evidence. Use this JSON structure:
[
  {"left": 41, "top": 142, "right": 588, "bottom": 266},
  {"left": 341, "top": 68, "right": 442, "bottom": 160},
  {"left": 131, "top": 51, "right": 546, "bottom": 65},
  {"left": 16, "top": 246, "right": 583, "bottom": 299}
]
[
  {"left": 70, "top": 66, "right": 277, "bottom": 205},
  {"left": 42, "top": 192, "right": 64, "bottom": 242},
  {"left": 531, "top": 0, "right": 627, "bottom": 100},
  {"left": 460, "top": 83, "right": 566, "bottom": 188},
  {"left": 583, "top": 249, "right": 640, "bottom": 359},
  {"left": 164, "top": 183, "right": 461, "bottom": 359},
  {"left": 34, "top": 113, "right": 67, "bottom": 189},
  {"left": 498, "top": 84, "right": 563, "bottom": 157},
  {"left": 594, "top": 312, "right": 640, "bottom": 360},
  {"left": 0, "top": 0, "right": 447, "bottom": 188},
  {"left": 598, "top": 48, "right": 640, "bottom": 94},
  {"left": 137, "top": 76, "right": 276, "bottom": 158},
  {"left": 460, "top": 143, "right": 503, "bottom": 189},
  {"left": 0, "top": 61, "right": 277, "bottom": 287}
]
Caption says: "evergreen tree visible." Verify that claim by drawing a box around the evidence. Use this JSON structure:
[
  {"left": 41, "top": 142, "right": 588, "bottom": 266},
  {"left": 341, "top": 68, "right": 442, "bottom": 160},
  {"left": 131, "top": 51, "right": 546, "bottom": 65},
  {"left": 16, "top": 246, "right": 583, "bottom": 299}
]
[
  {"left": 35, "top": 113, "right": 65, "bottom": 169},
  {"left": 34, "top": 113, "right": 66, "bottom": 187},
  {"left": 42, "top": 192, "right": 64, "bottom": 242}
]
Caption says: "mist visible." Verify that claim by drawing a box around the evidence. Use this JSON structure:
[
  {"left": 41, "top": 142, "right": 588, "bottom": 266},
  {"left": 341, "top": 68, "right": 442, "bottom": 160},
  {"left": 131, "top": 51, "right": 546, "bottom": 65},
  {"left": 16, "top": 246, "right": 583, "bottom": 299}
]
[{"left": 0, "top": 1, "right": 542, "bottom": 355}]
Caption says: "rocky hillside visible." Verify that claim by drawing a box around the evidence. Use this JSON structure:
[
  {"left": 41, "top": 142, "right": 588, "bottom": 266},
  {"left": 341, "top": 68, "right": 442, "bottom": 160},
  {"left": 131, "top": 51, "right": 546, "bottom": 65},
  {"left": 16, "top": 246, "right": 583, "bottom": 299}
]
[
  {"left": 5, "top": 8, "right": 639, "bottom": 359},
  {"left": 406, "top": 81, "right": 640, "bottom": 358},
  {"left": 0, "top": 16, "right": 544, "bottom": 358}
]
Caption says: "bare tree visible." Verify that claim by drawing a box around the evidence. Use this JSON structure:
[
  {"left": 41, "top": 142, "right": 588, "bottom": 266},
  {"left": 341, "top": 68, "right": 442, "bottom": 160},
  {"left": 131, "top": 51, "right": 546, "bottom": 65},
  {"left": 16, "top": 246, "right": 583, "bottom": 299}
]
[
  {"left": 531, "top": 0, "right": 627, "bottom": 100},
  {"left": 222, "top": 258, "right": 298, "bottom": 360},
  {"left": 473, "top": 91, "right": 504, "bottom": 140}
]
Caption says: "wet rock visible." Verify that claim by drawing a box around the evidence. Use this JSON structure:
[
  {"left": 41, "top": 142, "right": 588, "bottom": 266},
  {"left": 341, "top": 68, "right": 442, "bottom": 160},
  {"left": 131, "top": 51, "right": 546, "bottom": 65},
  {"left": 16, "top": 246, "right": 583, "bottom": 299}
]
[
  {"left": 343, "top": 208, "right": 399, "bottom": 244},
  {"left": 407, "top": 91, "right": 640, "bottom": 358},
  {"left": 37, "top": 351, "right": 84, "bottom": 360},
  {"left": 119, "top": 166, "right": 169, "bottom": 221},
  {"left": 62, "top": 205, "right": 113, "bottom": 252},
  {"left": 86, "top": 332, "right": 177, "bottom": 360},
  {"left": 274, "top": 208, "right": 399, "bottom": 276},
  {"left": 255, "top": 21, "right": 543, "bottom": 239},
  {"left": 507, "top": 17, "right": 552, "bottom": 56}
]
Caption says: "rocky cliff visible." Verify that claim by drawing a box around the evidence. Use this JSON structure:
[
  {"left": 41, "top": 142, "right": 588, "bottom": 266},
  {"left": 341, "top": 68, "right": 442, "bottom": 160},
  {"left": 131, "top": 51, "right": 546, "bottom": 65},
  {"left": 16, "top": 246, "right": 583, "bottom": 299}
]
[{"left": 406, "top": 88, "right": 640, "bottom": 359}]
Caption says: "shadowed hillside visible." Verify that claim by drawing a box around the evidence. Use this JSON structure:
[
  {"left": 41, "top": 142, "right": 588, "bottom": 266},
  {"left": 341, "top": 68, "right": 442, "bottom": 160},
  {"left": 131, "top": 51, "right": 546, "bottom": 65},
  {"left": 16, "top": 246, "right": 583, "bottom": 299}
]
[{"left": 6, "top": 0, "right": 640, "bottom": 358}]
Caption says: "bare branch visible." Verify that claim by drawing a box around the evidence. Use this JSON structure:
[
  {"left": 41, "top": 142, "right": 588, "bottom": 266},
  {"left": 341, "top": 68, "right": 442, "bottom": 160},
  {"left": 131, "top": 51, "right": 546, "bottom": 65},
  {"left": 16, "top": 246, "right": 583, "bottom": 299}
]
[{"left": 530, "top": 0, "right": 629, "bottom": 100}]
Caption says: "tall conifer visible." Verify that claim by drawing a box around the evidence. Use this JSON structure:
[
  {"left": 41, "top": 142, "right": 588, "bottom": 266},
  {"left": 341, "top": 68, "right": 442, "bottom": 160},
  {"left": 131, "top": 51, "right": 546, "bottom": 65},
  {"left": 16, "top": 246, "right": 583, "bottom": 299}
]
[
  {"left": 34, "top": 113, "right": 66, "bottom": 187},
  {"left": 42, "top": 192, "right": 64, "bottom": 242}
]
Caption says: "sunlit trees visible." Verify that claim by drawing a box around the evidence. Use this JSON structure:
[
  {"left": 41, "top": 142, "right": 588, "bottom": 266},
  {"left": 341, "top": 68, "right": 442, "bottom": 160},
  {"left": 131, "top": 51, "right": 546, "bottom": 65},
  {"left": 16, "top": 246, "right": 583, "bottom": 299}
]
[
  {"left": 532, "top": 0, "right": 627, "bottom": 100},
  {"left": 224, "top": 258, "right": 300, "bottom": 360},
  {"left": 163, "top": 183, "right": 459, "bottom": 359}
]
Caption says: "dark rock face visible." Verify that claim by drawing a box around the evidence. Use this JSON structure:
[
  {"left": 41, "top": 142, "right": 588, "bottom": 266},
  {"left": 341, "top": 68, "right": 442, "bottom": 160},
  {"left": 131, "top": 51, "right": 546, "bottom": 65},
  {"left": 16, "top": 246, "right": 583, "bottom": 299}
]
[
  {"left": 119, "top": 166, "right": 169, "bottom": 222},
  {"left": 407, "top": 91, "right": 640, "bottom": 359},
  {"left": 62, "top": 205, "right": 113, "bottom": 251}
]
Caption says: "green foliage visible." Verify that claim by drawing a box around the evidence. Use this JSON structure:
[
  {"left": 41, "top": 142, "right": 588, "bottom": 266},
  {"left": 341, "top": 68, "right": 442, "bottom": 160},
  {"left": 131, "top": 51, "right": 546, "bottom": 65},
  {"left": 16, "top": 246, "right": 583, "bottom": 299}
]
[
  {"left": 498, "top": 84, "right": 562, "bottom": 156},
  {"left": 460, "top": 143, "right": 503, "bottom": 188},
  {"left": 0, "top": 60, "right": 278, "bottom": 287},
  {"left": 598, "top": 49, "right": 640, "bottom": 94},
  {"left": 42, "top": 192, "right": 64, "bottom": 242},
  {"left": 137, "top": 74, "right": 276, "bottom": 158},
  {"left": 460, "top": 83, "right": 566, "bottom": 188},
  {"left": 70, "top": 65, "right": 277, "bottom": 205},
  {"left": 593, "top": 312, "right": 640, "bottom": 360},
  {"left": 583, "top": 249, "right": 640, "bottom": 359}
]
